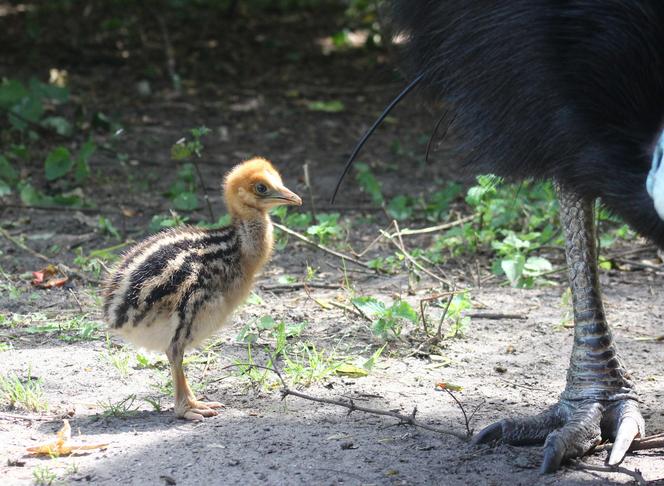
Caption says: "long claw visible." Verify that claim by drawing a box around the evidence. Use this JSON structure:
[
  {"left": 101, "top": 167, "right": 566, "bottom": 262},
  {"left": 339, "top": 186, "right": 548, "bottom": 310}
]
[
  {"left": 608, "top": 416, "right": 641, "bottom": 466},
  {"left": 541, "top": 434, "right": 566, "bottom": 474},
  {"left": 472, "top": 421, "right": 505, "bottom": 445}
]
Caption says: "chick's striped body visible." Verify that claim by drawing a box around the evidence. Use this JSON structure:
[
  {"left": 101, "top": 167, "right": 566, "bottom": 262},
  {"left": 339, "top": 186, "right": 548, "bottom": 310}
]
[
  {"left": 101, "top": 157, "right": 300, "bottom": 421},
  {"left": 103, "top": 217, "right": 272, "bottom": 352}
]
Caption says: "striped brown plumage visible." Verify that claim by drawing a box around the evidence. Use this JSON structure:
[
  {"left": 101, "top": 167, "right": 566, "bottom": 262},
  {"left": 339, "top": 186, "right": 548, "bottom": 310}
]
[{"left": 103, "top": 158, "right": 301, "bottom": 420}]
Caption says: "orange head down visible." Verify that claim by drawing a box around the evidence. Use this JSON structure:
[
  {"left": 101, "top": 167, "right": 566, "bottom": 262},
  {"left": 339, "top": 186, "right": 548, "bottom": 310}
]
[{"left": 223, "top": 157, "right": 302, "bottom": 219}]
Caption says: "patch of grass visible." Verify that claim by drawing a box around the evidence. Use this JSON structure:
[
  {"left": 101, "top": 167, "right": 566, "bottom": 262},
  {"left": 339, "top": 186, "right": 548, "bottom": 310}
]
[
  {"left": 103, "top": 338, "right": 131, "bottom": 378},
  {"left": 143, "top": 396, "right": 162, "bottom": 412},
  {"left": 235, "top": 316, "right": 351, "bottom": 387},
  {"left": 0, "top": 370, "right": 48, "bottom": 412},
  {"left": 13, "top": 313, "right": 101, "bottom": 343},
  {"left": 98, "top": 394, "right": 139, "bottom": 418},
  {"left": 32, "top": 465, "right": 58, "bottom": 486}
]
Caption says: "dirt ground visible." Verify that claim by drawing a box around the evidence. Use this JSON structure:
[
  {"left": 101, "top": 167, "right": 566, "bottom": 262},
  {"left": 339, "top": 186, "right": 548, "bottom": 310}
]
[{"left": 1, "top": 4, "right": 663, "bottom": 485}]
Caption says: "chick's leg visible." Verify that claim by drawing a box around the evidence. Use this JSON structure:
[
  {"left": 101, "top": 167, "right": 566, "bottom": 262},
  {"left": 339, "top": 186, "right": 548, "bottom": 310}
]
[
  {"left": 166, "top": 343, "right": 222, "bottom": 420},
  {"left": 473, "top": 185, "right": 644, "bottom": 473}
]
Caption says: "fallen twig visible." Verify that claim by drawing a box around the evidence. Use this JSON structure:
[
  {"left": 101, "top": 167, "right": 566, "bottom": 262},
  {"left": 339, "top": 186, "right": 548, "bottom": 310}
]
[
  {"left": 570, "top": 461, "right": 647, "bottom": 486},
  {"left": 379, "top": 222, "right": 452, "bottom": 287},
  {"left": 594, "top": 431, "right": 664, "bottom": 453},
  {"left": 273, "top": 222, "right": 376, "bottom": 271},
  {"left": 466, "top": 312, "right": 528, "bottom": 320},
  {"left": 281, "top": 387, "right": 469, "bottom": 440},
  {"left": 388, "top": 214, "right": 476, "bottom": 238},
  {"left": 614, "top": 257, "right": 662, "bottom": 272},
  {"left": 328, "top": 300, "right": 372, "bottom": 322},
  {"left": 0, "top": 227, "right": 98, "bottom": 284},
  {"left": 226, "top": 360, "right": 469, "bottom": 441},
  {"left": 260, "top": 282, "right": 342, "bottom": 292}
]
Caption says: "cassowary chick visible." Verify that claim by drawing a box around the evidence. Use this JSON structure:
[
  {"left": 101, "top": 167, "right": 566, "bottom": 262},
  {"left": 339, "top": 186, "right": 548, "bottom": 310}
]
[{"left": 103, "top": 158, "right": 302, "bottom": 420}]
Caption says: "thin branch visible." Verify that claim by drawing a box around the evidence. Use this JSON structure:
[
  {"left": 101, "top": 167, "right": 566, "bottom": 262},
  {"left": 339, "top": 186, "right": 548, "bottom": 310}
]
[
  {"left": 192, "top": 160, "right": 215, "bottom": 222},
  {"left": 388, "top": 215, "right": 476, "bottom": 238},
  {"left": 223, "top": 360, "right": 468, "bottom": 440},
  {"left": 260, "top": 282, "right": 342, "bottom": 292},
  {"left": 466, "top": 312, "right": 527, "bottom": 320},
  {"left": 594, "top": 431, "right": 664, "bottom": 453},
  {"left": 154, "top": 12, "right": 181, "bottom": 92},
  {"left": 0, "top": 227, "right": 98, "bottom": 284},
  {"left": 280, "top": 388, "right": 469, "bottom": 441},
  {"left": 328, "top": 300, "right": 372, "bottom": 322},
  {"left": 273, "top": 222, "right": 377, "bottom": 272},
  {"left": 570, "top": 462, "right": 647, "bottom": 486},
  {"left": 379, "top": 223, "right": 452, "bottom": 287}
]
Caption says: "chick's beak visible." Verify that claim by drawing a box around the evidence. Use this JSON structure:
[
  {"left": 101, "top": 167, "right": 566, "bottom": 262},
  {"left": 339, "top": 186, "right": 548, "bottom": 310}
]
[{"left": 276, "top": 186, "right": 302, "bottom": 206}]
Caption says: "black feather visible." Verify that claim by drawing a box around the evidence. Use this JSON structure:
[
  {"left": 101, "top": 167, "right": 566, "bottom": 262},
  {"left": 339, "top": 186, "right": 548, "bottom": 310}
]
[{"left": 391, "top": 0, "right": 664, "bottom": 246}]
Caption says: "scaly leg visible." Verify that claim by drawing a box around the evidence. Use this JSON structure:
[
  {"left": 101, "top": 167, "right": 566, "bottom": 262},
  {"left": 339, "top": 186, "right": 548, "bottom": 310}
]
[
  {"left": 473, "top": 185, "right": 644, "bottom": 473},
  {"left": 166, "top": 343, "right": 223, "bottom": 421}
]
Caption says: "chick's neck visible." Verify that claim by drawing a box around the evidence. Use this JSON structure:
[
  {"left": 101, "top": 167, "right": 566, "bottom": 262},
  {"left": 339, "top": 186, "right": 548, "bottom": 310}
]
[{"left": 229, "top": 205, "right": 274, "bottom": 273}]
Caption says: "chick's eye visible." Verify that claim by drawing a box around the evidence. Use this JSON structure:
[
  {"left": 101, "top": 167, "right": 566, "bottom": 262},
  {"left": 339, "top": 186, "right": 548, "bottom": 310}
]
[{"left": 255, "top": 183, "right": 268, "bottom": 195}]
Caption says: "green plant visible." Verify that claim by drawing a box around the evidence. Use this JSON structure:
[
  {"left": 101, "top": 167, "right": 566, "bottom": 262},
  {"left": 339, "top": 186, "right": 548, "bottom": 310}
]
[
  {"left": 98, "top": 394, "right": 139, "bottom": 418},
  {"left": 148, "top": 211, "right": 189, "bottom": 232},
  {"left": 442, "top": 292, "right": 472, "bottom": 338},
  {"left": 168, "top": 126, "right": 210, "bottom": 212},
  {"left": 103, "top": 338, "right": 131, "bottom": 378},
  {"left": 351, "top": 296, "right": 418, "bottom": 340},
  {"left": 354, "top": 162, "right": 383, "bottom": 204},
  {"left": 306, "top": 213, "right": 344, "bottom": 244},
  {"left": 0, "top": 370, "right": 48, "bottom": 412},
  {"left": 98, "top": 216, "right": 121, "bottom": 240},
  {"left": 32, "top": 465, "right": 57, "bottom": 486}
]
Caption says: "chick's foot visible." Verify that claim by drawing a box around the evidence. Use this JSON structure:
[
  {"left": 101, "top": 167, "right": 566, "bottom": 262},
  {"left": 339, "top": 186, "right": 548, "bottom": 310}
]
[{"left": 176, "top": 399, "right": 224, "bottom": 421}]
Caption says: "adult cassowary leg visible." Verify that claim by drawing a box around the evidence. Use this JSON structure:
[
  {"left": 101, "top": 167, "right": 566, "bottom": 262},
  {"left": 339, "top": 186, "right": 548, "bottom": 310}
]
[{"left": 474, "top": 185, "right": 645, "bottom": 473}]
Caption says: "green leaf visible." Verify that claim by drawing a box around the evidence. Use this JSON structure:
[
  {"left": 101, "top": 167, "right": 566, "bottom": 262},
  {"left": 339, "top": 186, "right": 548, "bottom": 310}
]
[
  {"left": 0, "top": 80, "right": 28, "bottom": 109},
  {"left": 335, "top": 364, "right": 368, "bottom": 378},
  {"left": 44, "top": 146, "right": 73, "bottom": 181},
  {"left": 523, "top": 256, "right": 553, "bottom": 276},
  {"left": 172, "top": 191, "right": 198, "bottom": 211},
  {"left": 354, "top": 163, "right": 383, "bottom": 204},
  {"left": 351, "top": 296, "right": 386, "bottom": 319},
  {"left": 29, "top": 78, "right": 69, "bottom": 103},
  {"left": 390, "top": 300, "right": 418, "bottom": 323},
  {"left": 171, "top": 141, "right": 193, "bottom": 161},
  {"left": 501, "top": 256, "right": 526, "bottom": 287},
  {"left": 75, "top": 139, "right": 96, "bottom": 182},
  {"left": 307, "top": 100, "right": 345, "bottom": 113},
  {"left": 41, "top": 116, "right": 73, "bottom": 136},
  {"left": 257, "top": 316, "right": 277, "bottom": 330},
  {"left": 387, "top": 195, "right": 413, "bottom": 220},
  {"left": 9, "top": 95, "right": 44, "bottom": 130},
  {"left": 0, "top": 179, "right": 11, "bottom": 196},
  {"left": 19, "top": 183, "right": 52, "bottom": 206},
  {"left": 0, "top": 155, "right": 18, "bottom": 183},
  {"left": 362, "top": 344, "right": 385, "bottom": 371}
]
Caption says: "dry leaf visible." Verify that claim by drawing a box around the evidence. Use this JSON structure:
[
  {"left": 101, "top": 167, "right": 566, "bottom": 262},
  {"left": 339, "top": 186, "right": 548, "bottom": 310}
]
[
  {"left": 26, "top": 420, "right": 107, "bottom": 457},
  {"left": 435, "top": 382, "right": 463, "bottom": 392},
  {"left": 31, "top": 265, "right": 68, "bottom": 289}
]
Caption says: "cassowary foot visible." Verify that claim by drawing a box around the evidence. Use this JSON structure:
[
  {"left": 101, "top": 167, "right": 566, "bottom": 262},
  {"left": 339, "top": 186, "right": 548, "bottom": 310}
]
[
  {"left": 473, "top": 398, "right": 644, "bottom": 473},
  {"left": 176, "top": 399, "right": 224, "bottom": 421}
]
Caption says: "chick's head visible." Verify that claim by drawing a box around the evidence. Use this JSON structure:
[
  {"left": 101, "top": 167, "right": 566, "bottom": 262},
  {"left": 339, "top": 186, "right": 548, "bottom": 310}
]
[{"left": 224, "top": 158, "right": 302, "bottom": 217}]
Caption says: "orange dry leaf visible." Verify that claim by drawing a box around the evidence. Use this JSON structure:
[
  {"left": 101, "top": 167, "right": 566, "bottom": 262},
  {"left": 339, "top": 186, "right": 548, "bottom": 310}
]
[
  {"left": 31, "top": 264, "right": 68, "bottom": 289},
  {"left": 26, "top": 420, "right": 108, "bottom": 457},
  {"left": 435, "top": 382, "right": 463, "bottom": 392}
]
